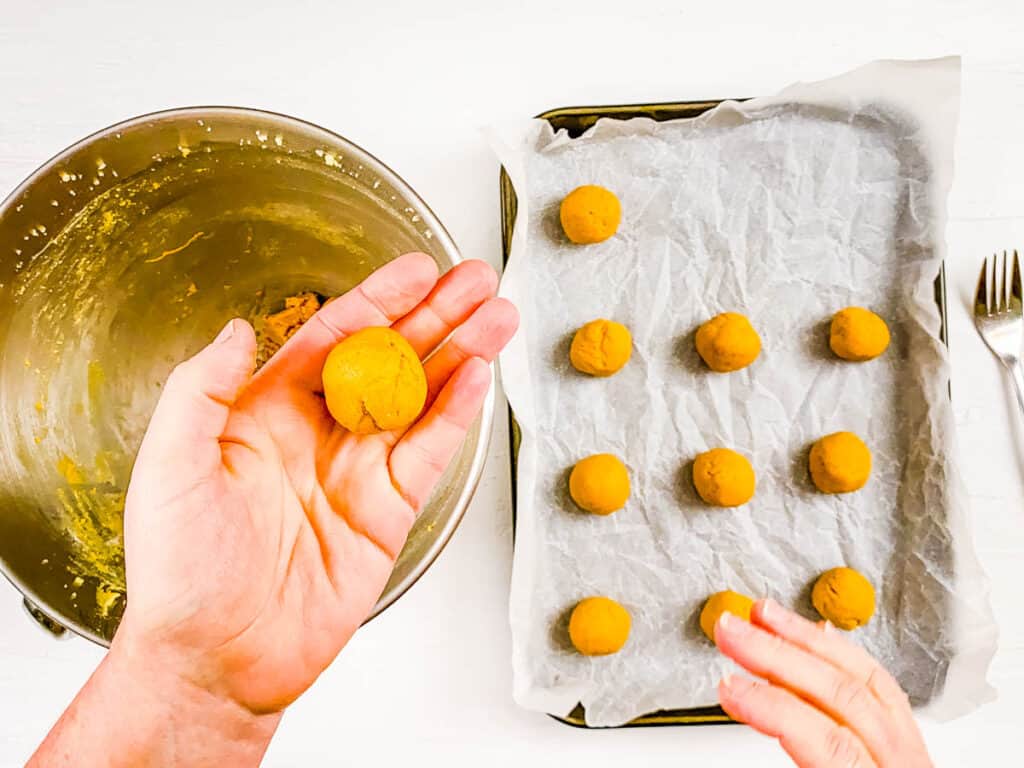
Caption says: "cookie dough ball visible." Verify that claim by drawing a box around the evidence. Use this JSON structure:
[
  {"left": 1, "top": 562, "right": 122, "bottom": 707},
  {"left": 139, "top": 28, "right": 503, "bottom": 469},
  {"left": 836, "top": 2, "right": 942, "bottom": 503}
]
[
  {"left": 812, "top": 567, "right": 876, "bottom": 630},
  {"left": 809, "top": 432, "right": 871, "bottom": 494},
  {"left": 559, "top": 185, "right": 622, "bottom": 244},
  {"left": 321, "top": 327, "right": 427, "bottom": 434},
  {"left": 569, "top": 454, "right": 630, "bottom": 515},
  {"left": 692, "top": 448, "right": 756, "bottom": 507},
  {"left": 700, "top": 590, "right": 755, "bottom": 642},
  {"left": 830, "top": 307, "right": 890, "bottom": 361},
  {"left": 695, "top": 312, "right": 761, "bottom": 372},
  {"left": 569, "top": 596, "right": 632, "bottom": 655},
  {"left": 570, "top": 319, "right": 632, "bottom": 376}
]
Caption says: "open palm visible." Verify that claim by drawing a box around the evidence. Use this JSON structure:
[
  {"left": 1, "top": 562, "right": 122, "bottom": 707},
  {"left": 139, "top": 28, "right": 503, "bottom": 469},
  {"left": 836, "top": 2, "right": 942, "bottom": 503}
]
[{"left": 119, "top": 253, "right": 517, "bottom": 715}]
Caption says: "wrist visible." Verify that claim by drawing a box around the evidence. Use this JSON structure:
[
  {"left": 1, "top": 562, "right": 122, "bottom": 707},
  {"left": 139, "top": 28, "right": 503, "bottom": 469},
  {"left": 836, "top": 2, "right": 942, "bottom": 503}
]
[
  {"left": 103, "top": 631, "right": 282, "bottom": 767},
  {"left": 30, "top": 628, "right": 281, "bottom": 768}
]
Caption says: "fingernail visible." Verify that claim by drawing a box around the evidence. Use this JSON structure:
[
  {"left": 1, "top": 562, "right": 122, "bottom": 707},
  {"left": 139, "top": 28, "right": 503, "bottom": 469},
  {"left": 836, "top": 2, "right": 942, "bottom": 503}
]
[
  {"left": 760, "top": 598, "right": 776, "bottom": 621},
  {"left": 717, "top": 611, "right": 734, "bottom": 633},
  {"left": 823, "top": 620, "right": 837, "bottom": 636},
  {"left": 215, "top": 319, "right": 236, "bottom": 344}
]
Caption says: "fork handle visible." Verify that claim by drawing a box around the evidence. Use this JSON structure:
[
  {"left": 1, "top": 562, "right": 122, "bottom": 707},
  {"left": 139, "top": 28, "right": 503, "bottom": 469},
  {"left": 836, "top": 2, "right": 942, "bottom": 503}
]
[{"left": 1010, "top": 361, "right": 1024, "bottom": 418}]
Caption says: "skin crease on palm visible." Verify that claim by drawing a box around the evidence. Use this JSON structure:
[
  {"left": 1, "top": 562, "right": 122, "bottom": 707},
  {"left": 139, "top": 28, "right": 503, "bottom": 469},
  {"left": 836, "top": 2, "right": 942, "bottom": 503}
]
[{"left": 28, "top": 253, "right": 932, "bottom": 768}]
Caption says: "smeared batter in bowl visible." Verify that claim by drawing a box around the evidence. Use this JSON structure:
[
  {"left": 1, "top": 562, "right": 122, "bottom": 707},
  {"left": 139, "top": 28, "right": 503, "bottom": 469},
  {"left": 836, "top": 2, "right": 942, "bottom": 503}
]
[{"left": 0, "top": 144, "right": 427, "bottom": 636}]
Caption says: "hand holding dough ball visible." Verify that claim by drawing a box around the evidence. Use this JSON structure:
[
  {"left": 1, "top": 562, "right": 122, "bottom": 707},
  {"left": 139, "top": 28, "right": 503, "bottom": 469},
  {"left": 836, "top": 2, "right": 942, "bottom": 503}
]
[
  {"left": 569, "top": 596, "right": 631, "bottom": 655},
  {"left": 830, "top": 307, "right": 890, "bottom": 361},
  {"left": 700, "top": 590, "right": 755, "bottom": 642},
  {"left": 569, "top": 453, "right": 630, "bottom": 515},
  {"left": 812, "top": 567, "right": 876, "bottom": 630},
  {"left": 693, "top": 448, "right": 756, "bottom": 507},
  {"left": 695, "top": 312, "right": 761, "bottom": 372},
  {"left": 559, "top": 185, "right": 622, "bottom": 244},
  {"left": 321, "top": 327, "right": 427, "bottom": 434},
  {"left": 809, "top": 432, "right": 871, "bottom": 494},
  {"left": 570, "top": 319, "right": 632, "bottom": 376}
]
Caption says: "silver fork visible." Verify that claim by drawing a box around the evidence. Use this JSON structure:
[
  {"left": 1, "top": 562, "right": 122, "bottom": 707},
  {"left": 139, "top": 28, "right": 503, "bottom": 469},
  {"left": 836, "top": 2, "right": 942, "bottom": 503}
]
[{"left": 974, "top": 250, "right": 1024, "bottom": 415}]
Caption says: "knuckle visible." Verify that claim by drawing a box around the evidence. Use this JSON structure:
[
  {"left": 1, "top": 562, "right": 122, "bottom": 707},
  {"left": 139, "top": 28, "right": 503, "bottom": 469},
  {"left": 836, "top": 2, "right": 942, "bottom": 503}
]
[
  {"left": 867, "top": 665, "right": 911, "bottom": 709},
  {"left": 823, "top": 725, "right": 865, "bottom": 766},
  {"left": 313, "top": 310, "right": 344, "bottom": 340},
  {"left": 864, "top": 665, "right": 883, "bottom": 690},
  {"left": 164, "top": 358, "right": 230, "bottom": 403},
  {"left": 446, "top": 335, "right": 473, "bottom": 364},
  {"left": 410, "top": 438, "right": 449, "bottom": 475},
  {"left": 356, "top": 283, "right": 388, "bottom": 315},
  {"left": 830, "top": 677, "right": 872, "bottom": 715},
  {"left": 761, "top": 631, "right": 789, "bottom": 661},
  {"left": 723, "top": 680, "right": 755, "bottom": 710},
  {"left": 386, "top": 464, "right": 424, "bottom": 514},
  {"left": 437, "top": 402, "right": 472, "bottom": 432}
]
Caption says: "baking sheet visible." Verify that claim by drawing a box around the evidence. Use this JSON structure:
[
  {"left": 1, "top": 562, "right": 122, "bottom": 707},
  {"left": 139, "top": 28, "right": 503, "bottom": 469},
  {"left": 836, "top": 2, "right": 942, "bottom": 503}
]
[{"left": 491, "top": 58, "right": 998, "bottom": 727}]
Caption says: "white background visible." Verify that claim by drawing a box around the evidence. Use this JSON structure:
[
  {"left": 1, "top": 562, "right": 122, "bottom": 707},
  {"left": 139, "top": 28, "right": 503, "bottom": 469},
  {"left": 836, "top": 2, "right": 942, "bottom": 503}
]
[{"left": 1, "top": 1, "right": 1023, "bottom": 765}]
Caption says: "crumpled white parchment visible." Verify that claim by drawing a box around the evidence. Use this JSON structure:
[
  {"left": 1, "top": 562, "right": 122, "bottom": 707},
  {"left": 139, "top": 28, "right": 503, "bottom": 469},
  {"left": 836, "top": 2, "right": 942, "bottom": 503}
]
[{"left": 491, "top": 57, "right": 998, "bottom": 727}]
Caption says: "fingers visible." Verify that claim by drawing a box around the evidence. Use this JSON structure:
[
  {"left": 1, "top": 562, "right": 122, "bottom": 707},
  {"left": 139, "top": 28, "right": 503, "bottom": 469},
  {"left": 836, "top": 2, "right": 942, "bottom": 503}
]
[
  {"left": 260, "top": 252, "right": 439, "bottom": 389},
  {"left": 751, "top": 600, "right": 911, "bottom": 711},
  {"left": 137, "top": 319, "right": 257, "bottom": 475},
  {"left": 422, "top": 297, "right": 519, "bottom": 400},
  {"left": 388, "top": 357, "right": 491, "bottom": 512},
  {"left": 391, "top": 259, "right": 498, "bottom": 359},
  {"left": 719, "top": 675, "right": 877, "bottom": 768},
  {"left": 714, "top": 611, "right": 896, "bottom": 765}
]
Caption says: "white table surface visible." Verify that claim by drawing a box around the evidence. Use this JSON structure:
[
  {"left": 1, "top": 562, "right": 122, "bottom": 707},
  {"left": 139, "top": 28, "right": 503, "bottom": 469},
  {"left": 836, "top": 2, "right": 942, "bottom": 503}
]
[{"left": 2, "top": 1, "right": 1023, "bottom": 765}]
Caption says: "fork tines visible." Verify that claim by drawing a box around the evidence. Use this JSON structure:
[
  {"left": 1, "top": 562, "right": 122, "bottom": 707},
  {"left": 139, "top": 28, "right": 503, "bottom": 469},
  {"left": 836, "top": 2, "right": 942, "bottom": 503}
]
[{"left": 976, "top": 250, "right": 1022, "bottom": 315}]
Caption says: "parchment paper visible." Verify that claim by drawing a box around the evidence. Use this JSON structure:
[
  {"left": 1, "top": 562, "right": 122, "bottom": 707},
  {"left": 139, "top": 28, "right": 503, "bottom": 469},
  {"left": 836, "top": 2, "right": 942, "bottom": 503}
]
[{"left": 491, "top": 58, "right": 998, "bottom": 727}]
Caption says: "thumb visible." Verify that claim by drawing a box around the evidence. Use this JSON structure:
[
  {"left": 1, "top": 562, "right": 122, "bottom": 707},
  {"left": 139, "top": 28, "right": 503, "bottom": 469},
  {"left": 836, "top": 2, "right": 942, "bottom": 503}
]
[{"left": 136, "top": 319, "right": 257, "bottom": 474}]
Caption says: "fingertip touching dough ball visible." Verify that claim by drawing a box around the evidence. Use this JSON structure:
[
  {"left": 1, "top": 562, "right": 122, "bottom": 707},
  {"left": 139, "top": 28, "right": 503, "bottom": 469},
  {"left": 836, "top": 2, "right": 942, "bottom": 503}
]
[
  {"left": 830, "top": 307, "right": 890, "bottom": 361},
  {"left": 321, "top": 327, "right": 427, "bottom": 434},
  {"left": 569, "top": 454, "right": 630, "bottom": 515},
  {"left": 809, "top": 431, "right": 871, "bottom": 494},
  {"left": 812, "top": 567, "right": 876, "bottom": 630},
  {"left": 695, "top": 312, "right": 762, "bottom": 372},
  {"left": 692, "top": 448, "right": 756, "bottom": 507},
  {"left": 559, "top": 185, "right": 622, "bottom": 244},
  {"left": 569, "top": 596, "right": 632, "bottom": 655},
  {"left": 700, "top": 590, "right": 755, "bottom": 642},
  {"left": 570, "top": 319, "right": 632, "bottom": 376}
]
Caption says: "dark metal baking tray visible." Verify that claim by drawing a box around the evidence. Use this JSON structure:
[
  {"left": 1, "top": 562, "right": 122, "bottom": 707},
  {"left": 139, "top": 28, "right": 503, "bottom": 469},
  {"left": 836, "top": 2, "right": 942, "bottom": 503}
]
[{"left": 499, "top": 99, "right": 949, "bottom": 728}]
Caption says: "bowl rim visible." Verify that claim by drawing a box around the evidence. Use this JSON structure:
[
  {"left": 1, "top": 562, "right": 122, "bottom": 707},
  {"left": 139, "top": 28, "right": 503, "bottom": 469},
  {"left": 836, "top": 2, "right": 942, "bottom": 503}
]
[{"left": 0, "top": 105, "right": 494, "bottom": 646}]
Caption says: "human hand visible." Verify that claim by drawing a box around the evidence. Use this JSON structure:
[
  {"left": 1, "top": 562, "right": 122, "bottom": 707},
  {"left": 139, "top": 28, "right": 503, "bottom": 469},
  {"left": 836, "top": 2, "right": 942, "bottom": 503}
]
[
  {"left": 117, "top": 253, "right": 518, "bottom": 716},
  {"left": 714, "top": 599, "right": 932, "bottom": 768}
]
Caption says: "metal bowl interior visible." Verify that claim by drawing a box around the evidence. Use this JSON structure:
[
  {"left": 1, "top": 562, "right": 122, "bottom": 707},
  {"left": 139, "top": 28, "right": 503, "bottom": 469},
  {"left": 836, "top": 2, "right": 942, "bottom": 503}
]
[{"left": 0, "top": 107, "right": 490, "bottom": 645}]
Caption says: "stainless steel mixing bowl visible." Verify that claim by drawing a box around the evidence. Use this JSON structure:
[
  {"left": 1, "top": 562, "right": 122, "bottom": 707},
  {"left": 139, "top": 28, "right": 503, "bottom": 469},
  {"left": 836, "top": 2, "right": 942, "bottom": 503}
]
[{"left": 0, "top": 107, "right": 491, "bottom": 645}]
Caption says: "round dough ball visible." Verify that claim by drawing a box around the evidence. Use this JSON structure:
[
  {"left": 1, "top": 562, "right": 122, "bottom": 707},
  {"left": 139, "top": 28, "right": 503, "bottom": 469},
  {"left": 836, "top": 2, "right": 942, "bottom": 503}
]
[
  {"left": 695, "top": 312, "right": 762, "bottom": 372},
  {"left": 559, "top": 185, "right": 622, "bottom": 244},
  {"left": 570, "top": 319, "right": 632, "bottom": 376},
  {"left": 321, "top": 326, "right": 427, "bottom": 434},
  {"left": 830, "top": 307, "right": 890, "bottom": 361},
  {"left": 569, "top": 454, "right": 630, "bottom": 515},
  {"left": 812, "top": 567, "right": 876, "bottom": 630},
  {"left": 569, "top": 596, "right": 631, "bottom": 655},
  {"left": 809, "top": 432, "right": 871, "bottom": 494},
  {"left": 692, "top": 448, "right": 756, "bottom": 507},
  {"left": 700, "top": 590, "right": 755, "bottom": 642}
]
